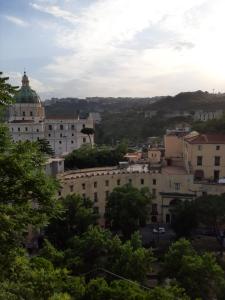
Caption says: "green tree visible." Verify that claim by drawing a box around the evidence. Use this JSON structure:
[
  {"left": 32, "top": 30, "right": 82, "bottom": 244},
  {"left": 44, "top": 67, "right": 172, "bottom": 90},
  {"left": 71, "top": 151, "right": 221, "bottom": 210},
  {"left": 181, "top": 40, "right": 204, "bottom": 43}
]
[
  {"left": 164, "top": 239, "right": 225, "bottom": 299},
  {"left": 0, "top": 127, "right": 60, "bottom": 276},
  {"left": 65, "top": 226, "right": 153, "bottom": 283},
  {"left": 170, "top": 200, "right": 198, "bottom": 238},
  {"left": 37, "top": 138, "right": 55, "bottom": 156},
  {"left": 81, "top": 127, "right": 95, "bottom": 147},
  {"left": 196, "top": 195, "right": 225, "bottom": 232},
  {"left": 64, "top": 144, "right": 126, "bottom": 170},
  {"left": 45, "top": 194, "right": 98, "bottom": 249},
  {"left": 0, "top": 71, "right": 18, "bottom": 106},
  {"left": 0, "top": 254, "right": 85, "bottom": 300},
  {"left": 105, "top": 184, "right": 152, "bottom": 238}
]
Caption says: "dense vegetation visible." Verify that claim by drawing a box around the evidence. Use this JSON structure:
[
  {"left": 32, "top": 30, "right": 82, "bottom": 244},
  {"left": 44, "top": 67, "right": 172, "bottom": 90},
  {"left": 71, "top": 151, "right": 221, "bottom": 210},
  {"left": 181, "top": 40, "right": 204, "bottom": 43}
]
[
  {"left": 105, "top": 185, "right": 152, "bottom": 238},
  {"left": 193, "top": 115, "right": 225, "bottom": 133},
  {"left": 64, "top": 143, "right": 128, "bottom": 170}
]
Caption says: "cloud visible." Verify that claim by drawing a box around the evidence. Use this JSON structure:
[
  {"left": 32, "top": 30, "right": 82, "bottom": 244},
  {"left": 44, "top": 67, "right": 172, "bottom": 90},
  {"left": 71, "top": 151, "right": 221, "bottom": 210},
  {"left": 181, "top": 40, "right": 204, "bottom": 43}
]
[
  {"left": 30, "top": 2, "right": 79, "bottom": 24},
  {"left": 4, "top": 15, "right": 29, "bottom": 27},
  {"left": 28, "top": 0, "right": 225, "bottom": 97},
  {"left": 7, "top": 72, "right": 54, "bottom": 99}
]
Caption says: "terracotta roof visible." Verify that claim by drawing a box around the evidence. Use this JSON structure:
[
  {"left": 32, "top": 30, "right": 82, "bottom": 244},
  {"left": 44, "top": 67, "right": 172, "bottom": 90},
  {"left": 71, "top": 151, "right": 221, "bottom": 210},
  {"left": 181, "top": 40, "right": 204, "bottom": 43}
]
[{"left": 185, "top": 134, "right": 225, "bottom": 144}]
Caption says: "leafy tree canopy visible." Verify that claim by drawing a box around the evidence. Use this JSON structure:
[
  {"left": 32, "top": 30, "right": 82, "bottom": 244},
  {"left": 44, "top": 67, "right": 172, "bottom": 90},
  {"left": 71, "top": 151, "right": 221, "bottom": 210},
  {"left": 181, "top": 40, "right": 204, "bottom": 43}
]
[
  {"left": 65, "top": 143, "right": 128, "bottom": 170},
  {"left": 0, "top": 71, "right": 18, "bottom": 106},
  {"left": 164, "top": 238, "right": 225, "bottom": 300},
  {"left": 105, "top": 184, "right": 152, "bottom": 238},
  {"left": 45, "top": 194, "right": 99, "bottom": 249}
]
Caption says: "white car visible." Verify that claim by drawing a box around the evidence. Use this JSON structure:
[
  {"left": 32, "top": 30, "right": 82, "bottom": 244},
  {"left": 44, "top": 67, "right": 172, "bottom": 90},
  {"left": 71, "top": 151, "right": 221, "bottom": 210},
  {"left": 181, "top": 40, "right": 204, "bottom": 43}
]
[{"left": 153, "top": 227, "right": 166, "bottom": 234}]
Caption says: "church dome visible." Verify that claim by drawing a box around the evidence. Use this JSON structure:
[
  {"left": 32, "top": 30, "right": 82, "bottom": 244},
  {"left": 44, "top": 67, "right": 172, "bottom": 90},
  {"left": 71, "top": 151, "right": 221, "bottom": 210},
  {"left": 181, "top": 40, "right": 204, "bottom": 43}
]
[{"left": 14, "top": 72, "right": 41, "bottom": 104}]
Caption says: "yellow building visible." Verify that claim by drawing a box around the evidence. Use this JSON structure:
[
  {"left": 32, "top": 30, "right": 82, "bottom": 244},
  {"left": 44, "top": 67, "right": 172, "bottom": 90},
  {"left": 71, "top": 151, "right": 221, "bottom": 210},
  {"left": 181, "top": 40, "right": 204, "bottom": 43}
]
[
  {"left": 58, "top": 165, "right": 197, "bottom": 225},
  {"left": 56, "top": 131, "right": 225, "bottom": 226},
  {"left": 183, "top": 133, "right": 225, "bottom": 181}
]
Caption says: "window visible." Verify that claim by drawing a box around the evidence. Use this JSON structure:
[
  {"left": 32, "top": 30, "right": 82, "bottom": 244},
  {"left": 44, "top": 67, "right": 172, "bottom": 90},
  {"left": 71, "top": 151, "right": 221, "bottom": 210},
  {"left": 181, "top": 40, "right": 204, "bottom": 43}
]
[
  {"left": 72, "top": 133, "right": 74, "bottom": 136},
  {"left": 71, "top": 140, "right": 74, "bottom": 144},
  {"left": 141, "top": 178, "right": 144, "bottom": 185},
  {"left": 70, "top": 185, "right": 74, "bottom": 192},
  {"left": 36, "top": 129, "right": 39, "bottom": 132},
  {"left": 214, "top": 170, "right": 220, "bottom": 181},
  {"left": 59, "top": 141, "right": 62, "bottom": 144},
  {"left": 94, "top": 192, "right": 98, "bottom": 202},
  {"left": 82, "top": 193, "right": 86, "bottom": 199},
  {"left": 215, "top": 156, "right": 220, "bottom": 166},
  {"left": 22, "top": 111, "right": 25, "bottom": 116},
  {"left": 216, "top": 145, "right": 220, "bottom": 150},
  {"left": 60, "top": 125, "right": 63, "bottom": 130},
  {"left": 198, "top": 145, "right": 202, "bottom": 151},
  {"left": 48, "top": 134, "right": 51, "bottom": 137},
  {"left": 82, "top": 183, "right": 86, "bottom": 190},
  {"left": 71, "top": 125, "right": 75, "bottom": 130},
  {"left": 83, "top": 137, "right": 86, "bottom": 143},
  {"left": 94, "top": 181, "right": 97, "bottom": 188},
  {"left": 58, "top": 191, "right": 61, "bottom": 196},
  {"left": 128, "top": 179, "right": 132, "bottom": 184},
  {"left": 18, "top": 127, "right": 20, "bottom": 132},
  {"left": 105, "top": 191, "right": 109, "bottom": 200},
  {"left": 60, "top": 133, "right": 63, "bottom": 137},
  {"left": 174, "top": 183, "right": 181, "bottom": 191},
  {"left": 105, "top": 180, "right": 109, "bottom": 187},
  {"left": 152, "top": 188, "right": 156, "bottom": 197},
  {"left": 152, "top": 203, "right": 158, "bottom": 213},
  {"left": 117, "top": 179, "right": 121, "bottom": 186},
  {"left": 197, "top": 156, "right": 202, "bottom": 166},
  {"left": 30, "top": 111, "right": 33, "bottom": 116},
  {"left": 82, "top": 124, "right": 85, "bottom": 129},
  {"left": 11, "top": 128, "right": 13, "bottom": 132},
  {"left": 48, "top": 125, "right": 52, "bottom": 130},
  {"left": 25, "top": 127, "right": 28, "bottom": 131},
  {"left": 153, "top": 179, "right": 156, "bottom": 185}
]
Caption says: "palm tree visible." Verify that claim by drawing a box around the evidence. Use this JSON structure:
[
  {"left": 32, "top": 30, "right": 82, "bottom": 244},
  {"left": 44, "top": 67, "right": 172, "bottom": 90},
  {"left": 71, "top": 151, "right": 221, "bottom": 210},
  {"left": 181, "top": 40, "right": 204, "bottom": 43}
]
[{"left": 81, "top": 127, "right": 95, "bottom": 147}]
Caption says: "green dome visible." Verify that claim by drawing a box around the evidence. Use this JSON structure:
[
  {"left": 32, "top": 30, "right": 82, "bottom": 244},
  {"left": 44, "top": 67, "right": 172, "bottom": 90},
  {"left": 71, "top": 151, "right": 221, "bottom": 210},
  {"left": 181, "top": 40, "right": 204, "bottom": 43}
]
[{"left": 14, "top": 72, "right": 41, "bottom": 104}]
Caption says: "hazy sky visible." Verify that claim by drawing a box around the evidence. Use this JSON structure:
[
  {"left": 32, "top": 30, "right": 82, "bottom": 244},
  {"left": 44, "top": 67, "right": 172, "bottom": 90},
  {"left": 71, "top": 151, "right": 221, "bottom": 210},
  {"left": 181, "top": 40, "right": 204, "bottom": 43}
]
[{"left": 1, "top": 0, "right": 225, "bottom": 99}]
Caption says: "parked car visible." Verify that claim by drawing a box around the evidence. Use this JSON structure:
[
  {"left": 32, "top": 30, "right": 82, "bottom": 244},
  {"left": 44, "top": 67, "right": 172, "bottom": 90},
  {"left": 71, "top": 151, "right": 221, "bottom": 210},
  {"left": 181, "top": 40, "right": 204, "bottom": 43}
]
[{"left": 153, "top": 227, "right": 166, "bottom": 234}]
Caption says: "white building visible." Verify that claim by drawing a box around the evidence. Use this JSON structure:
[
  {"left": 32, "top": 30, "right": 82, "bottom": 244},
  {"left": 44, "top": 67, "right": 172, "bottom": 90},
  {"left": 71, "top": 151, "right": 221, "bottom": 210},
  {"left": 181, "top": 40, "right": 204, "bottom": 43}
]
[{"left": 8, "top": 72, "right": 94, "bottom": 156}]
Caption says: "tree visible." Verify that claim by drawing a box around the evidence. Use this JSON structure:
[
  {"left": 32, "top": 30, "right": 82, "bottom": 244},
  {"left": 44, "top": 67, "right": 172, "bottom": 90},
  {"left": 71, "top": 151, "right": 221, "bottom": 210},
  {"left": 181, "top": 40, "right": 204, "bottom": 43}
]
[
  {"left": 0, "top": 71, "right": 18, "bottom": 106},
  {"left": 196, "top": 194, "right": 225, "bottom": 252},
  {"left": 64, "top": 144, "right": 127, "bottom": 170},
  {"left": 37, "top": 138, "right": 55, "bottom": 156},
  {"left": 105, "top": 185, "right": 152, "bottom": 238},
  {"left": 164, "top": 239, "right": 225, "bottom": 299},
  {"left": 64, "top": 226, "right": 154, "bottom": 283},
  {"left": 0, "top": 126, "right": 60, "bottom": 276},
  {"left": 170, "top": 200, "right": 198, "bottom": 238},
  {"left": 81, "top": 127, "right": 95, "bottom": 147},
  {"left": 45, "top": 194, "right": 99, "bottom": 249},
  {"left": 196, "top": 194, "right": 225, "bottom": 232},
  {"left": 0, "top": 254, "right": 85, "bottom": 300}
]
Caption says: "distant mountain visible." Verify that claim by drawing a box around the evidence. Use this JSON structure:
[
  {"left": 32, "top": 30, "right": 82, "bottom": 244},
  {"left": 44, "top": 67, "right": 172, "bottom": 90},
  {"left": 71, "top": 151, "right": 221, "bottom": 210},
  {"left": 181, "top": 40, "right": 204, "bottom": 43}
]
[
  {"left": 44, "top": 96, "right": 164, "bottom": 117},
  {"left": 149, "top": 91, "right": 225, "bottom": 111}
]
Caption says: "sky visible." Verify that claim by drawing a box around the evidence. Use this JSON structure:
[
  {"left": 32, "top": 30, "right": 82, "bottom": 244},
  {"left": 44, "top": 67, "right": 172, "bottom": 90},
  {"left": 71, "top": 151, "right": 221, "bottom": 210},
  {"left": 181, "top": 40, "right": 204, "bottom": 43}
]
[{"left": 1, "top": 0, "right": 225, "bottom": 100}]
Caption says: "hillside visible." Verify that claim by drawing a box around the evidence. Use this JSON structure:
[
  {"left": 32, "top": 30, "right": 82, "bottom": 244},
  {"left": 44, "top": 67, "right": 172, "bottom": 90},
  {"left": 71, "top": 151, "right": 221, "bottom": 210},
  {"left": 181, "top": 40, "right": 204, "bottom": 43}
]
[
  {"left": 44, "top": 91, "right": 225, "bottom": 145},
  {"left": 149, "top": 91, "right": 225, "bottom": 111}
]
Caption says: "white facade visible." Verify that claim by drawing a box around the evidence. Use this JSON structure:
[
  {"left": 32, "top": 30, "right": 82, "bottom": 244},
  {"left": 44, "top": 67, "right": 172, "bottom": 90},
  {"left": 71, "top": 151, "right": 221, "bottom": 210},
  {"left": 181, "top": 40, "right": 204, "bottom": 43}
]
[{"left": 7, "top": 73, "right": 94, "bottom": 156}]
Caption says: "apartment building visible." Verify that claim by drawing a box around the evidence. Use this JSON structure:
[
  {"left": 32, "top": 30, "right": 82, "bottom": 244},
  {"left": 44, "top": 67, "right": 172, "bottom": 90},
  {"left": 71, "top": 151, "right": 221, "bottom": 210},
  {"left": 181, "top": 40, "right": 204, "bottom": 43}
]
[{"left": 183, "top": 133, "right": 225, "bottom": 181}]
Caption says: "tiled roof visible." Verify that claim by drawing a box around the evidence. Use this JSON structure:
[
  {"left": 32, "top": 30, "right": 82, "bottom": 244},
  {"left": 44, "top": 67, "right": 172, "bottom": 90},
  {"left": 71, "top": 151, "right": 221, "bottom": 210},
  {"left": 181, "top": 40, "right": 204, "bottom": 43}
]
[{"left": 185, "top": 133, "right": 225, "bottom": 144}]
